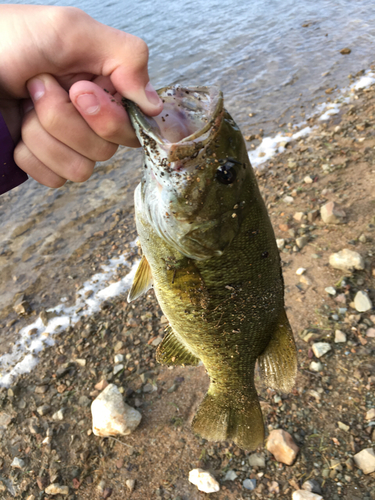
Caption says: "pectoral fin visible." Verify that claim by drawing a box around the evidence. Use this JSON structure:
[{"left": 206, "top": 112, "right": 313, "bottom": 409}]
[
  {"left": 127, "top": 255, "right": 153, "bottom": 302},
  {"left": 156, "top": 326, "right": 200, "bottom": 366},
  {"left": 257, "top": 309, "right": 297, "bottom": 393}
]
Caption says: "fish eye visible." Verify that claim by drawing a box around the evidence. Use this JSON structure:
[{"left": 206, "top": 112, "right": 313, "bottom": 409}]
[{"left": 216, "top": 161, "right": 237, "bottom": 185}]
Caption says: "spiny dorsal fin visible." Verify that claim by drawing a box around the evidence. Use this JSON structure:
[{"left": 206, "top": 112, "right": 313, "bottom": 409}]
[
  {"left": 257, "top": 308, "right": 297, "bottom": 393},
  {"left": 127, "top": 255, "right": 153, "bottom": 303},
  {"left": 156, "top": 326, "right": 200, "bottom": 366}
]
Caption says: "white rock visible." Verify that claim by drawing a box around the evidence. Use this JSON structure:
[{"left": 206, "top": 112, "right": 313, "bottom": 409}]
[
  {"left": 188, "top": 469, "right": 220, "bottom": 493},
  {"left": 223, "top": 470, "right": 237, "bottom": 481},
  {"left": 125, "top": 479, "right": 136, "bottom": 493},
  {"left": 243, "top": 478, "right": 257, "bottom": 490},
  {"left": 52, "top": 409, "right": 65, "bottom": 421},
  {"left": 366, "top": 408, "right": 375, "bottom": 420},
  {"left": 276, "top": 238, "right": 285, "bottom": 250},
  {"left": 44, "top": 484, "right": 69, "bottom": 495},
  {"left": 91, "top": 384, "right": 141, "bottom": 437},
  {"left": 248, "top": 452, "right": 266, "bottom": 467},
  {"left": 309, "top": 361, "right": 323, "bottom": 372},
  {"left": 354, "top": 291, "right": 373, "bottom": 312},
  {"left": 11, "top": 457, "right": 25, "bottom": 469},
  {"left": 296, "top": 268, "right": 306, "bottom": 275},
  {"left": 329, "top": 249, "right": 365, "bottom": 272},
  {"left": 334, "top": 330, "right": 347, "bottom": 343},
  {"left": 320, "top": 201, "right": 345, "bottom": 224},
  {"left": 353, "top": 448, "right": 375, "bottom": 474},
  {"left": 304, "top": 175, "right": 313, "bottom": 184},
  {"left": 296, "top": 236, "right": 309, "bottom": 249},
  {"left": 292, "top": 491, "right": 323, "bottom": 500},
  {"left": 283, "top": 195, "right": 294, "bottom": 204},
  {"left": 312, "top": 342, "right": 331, "bottom": 358},
  {"left": 324, "top": 286, "right": 336, "bottom": 296},
  {"left": 113, "top": 364, "right": 124, "bottom": 375},
  {"left": 114, "top": 354, "right": 124, "bottom": 364}
]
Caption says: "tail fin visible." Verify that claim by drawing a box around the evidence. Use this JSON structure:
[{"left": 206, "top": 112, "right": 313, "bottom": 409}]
[{"left": 192, "top": 384, "right": 264, "bottom": 451}]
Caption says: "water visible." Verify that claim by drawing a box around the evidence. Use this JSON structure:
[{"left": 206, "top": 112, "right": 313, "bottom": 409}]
[{"left": 1, "top": 0, "right": 375, "bottom": 317}]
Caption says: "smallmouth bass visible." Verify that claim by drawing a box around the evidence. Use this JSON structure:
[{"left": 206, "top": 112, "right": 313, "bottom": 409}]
[{"left": 126, "top": 86, "right": 297, "bottom": 450}]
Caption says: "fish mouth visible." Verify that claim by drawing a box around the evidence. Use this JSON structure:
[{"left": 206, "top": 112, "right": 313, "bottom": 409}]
[{"left": 124, "top": 86, "right": 223, "bottom": 162}]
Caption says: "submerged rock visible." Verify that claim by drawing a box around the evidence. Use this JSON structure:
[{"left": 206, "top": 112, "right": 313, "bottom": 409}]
[{"left": 91, "top": 384, "right": 141, "bottom": 437}]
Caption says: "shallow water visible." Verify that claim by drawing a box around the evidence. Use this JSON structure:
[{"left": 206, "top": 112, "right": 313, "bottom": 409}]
[{"left": 2, "top": 0, "right": 375, "bottom": 314}]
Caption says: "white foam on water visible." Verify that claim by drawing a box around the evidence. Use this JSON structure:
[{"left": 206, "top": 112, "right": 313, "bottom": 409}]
[
  {"left": 250, "top": 70, "right": 375, "bottom": 168},
  {"left": 0, "top": 249, "right": 139, "bottom": 388}
]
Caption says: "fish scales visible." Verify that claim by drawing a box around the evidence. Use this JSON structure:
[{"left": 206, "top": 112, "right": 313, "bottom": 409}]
[{"left": 126, "top": 86, "right": 297, "bottom": 450}]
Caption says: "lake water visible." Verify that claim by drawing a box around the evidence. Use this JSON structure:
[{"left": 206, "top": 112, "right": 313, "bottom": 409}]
[{"left": 1, "top": 0, "right": 375, "bottom": 315}]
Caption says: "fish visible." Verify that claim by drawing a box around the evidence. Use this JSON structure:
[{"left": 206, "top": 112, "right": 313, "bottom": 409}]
[{"left": 125, "top": 85, "right": 297, "bottom": 450}]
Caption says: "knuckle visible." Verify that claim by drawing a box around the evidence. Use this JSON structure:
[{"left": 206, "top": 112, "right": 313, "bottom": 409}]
[
  {"left": 96, "top": 143, "right": 118, "bottom": 161},
  {"left": 48, "top": 178, "right": 66, "bottom": 189},
  {"left": 69, "top": 158, "right": 95, "bottom": 183},
  {"left": 128, "top": 35, "right": 149, "bottom": 67}
]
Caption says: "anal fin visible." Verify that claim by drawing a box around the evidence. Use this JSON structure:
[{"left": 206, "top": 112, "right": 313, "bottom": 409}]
[
  {"left": 257, "top": 309, "right": 297, "bottom": 393},
  {"left": 156, "top": 327, "right": 200, "bottom": 366},
  {"left": 127, "top": 255, "right": 153, "bottom": 302}
]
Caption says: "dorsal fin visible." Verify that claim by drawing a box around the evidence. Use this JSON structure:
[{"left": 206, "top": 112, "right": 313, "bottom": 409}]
[{"left": 127, "top": 255, "right": 153, "bottom": 302}]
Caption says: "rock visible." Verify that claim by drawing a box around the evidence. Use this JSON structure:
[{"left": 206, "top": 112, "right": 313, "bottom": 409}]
[
  {"left": 114, "top": 354, "right": 124, "bottom": 364},
  {"left": 366, "top": 408, "right": 375, "bottom": 420},
  {"left": 11, "top": 457, "right": 25, "bottom": 469},
  {"left": 44, "top": 483, "right": 69, "bottom": 495},
  {"left": 37, "top": 404, "right": 51, "bottom": 416},
  {"left": 335, "top": 330, "right": 347, "bottom": 343},
  {"left": 268, "top": 480, "right": 279, "bottom": 493},
  {"left": 243, "top": 478, "right": 257, "bottom": 490},
  {"left": 353, "top": 448, "right": 375, "bottom": 474},
  {"left": 340, "top": 47, "right": 351, "bottom": 54},
  {"left": 354, "top": 291, "right": 372, "bottom": 312},
  {"left": 300, "top": 275, "right": 312, "bottom": 285},
  {"left": 294, "top": 212, "right": 305, "bottom": 222},
  {"left": 95, "top": 380, "right": 109, "bottom": 391},
  {"left": 0, "top": 412, "right": 12, "bottom": 429},
  {"left": 283, "top": 195, "right": 294, "bottom": 204},
  {"left": 266, "top": 429, "right": 299, "bottom": 465},
  {"left": 329, "top": 249, "right": 365, "bottom": 272},
  {"left": 78, "top": 395, "right": 91, "bottom": 407},
  {"left": 113, "top": 364, "right": 124, "bottom": 375},
  {"left": 367, "top": 328, "right": 375, "bottom": 338},
  {"left": 91, "top": 384, "right": 142, "bottom": 437},
  {"left": 312, "top": 342, "right": 331, "bottom": 358},
  {"left": 223, "top": 470, "right": 237, "bottom": 481},
  {"left": 320, "top": 201, "right": 346, "bottom": 224},
  {"left": 248, "top": 452, "right": 266, "bottom": 467},
  {"left": 338, "top": 421, "right": 350, "bottom": 432},
  {"left": 296, "top": 268, "right": 306, "bottom": 275},
  {"left": 188, "top": 469, "right": 220, "bottom": 493},
  {"left": 276, "top": 238, "right": 285, "bottom": 250},
  {"left": 304, "top": 175, "right": 313, "bottom": 184},
  {"left": 292, "top": 491, "right": 323, "bottom": 500},
  {"left": 13, "top": 295, "right": 32, "bottom": 315},
  {"left": 325, "top": 286, "right": 336, "bottom": 296},
  {"left": 52, "top": 409, "right": 65, "bottom": 421},
  {"left": 301, "top": 479, "right": 322, "bottom": 494},
  {"left": 296, "top": 236, "right": 309, "bottom": 249},
  {"left": 125, "top": 479, "right": 135, "bottom": 493},
  {"left": 310, "top": 361, "right": 323, "bottom": 372}
]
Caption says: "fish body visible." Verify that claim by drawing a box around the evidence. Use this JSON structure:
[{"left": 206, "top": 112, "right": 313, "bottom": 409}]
[{"left": 126, "top": 86, "right": 297, "bottom": 450}]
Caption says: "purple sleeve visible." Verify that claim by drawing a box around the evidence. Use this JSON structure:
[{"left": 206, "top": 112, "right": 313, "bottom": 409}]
[{"left": 0, "top": 112, "right": 28, "bottom": 195}]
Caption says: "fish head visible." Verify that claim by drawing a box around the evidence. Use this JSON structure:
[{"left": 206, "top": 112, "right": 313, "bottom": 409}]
[{"left": 126, "top": 85, "right": 253, "bottom": 260}]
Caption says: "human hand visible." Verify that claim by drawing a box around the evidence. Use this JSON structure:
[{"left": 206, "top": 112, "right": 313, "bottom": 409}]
[{"left": 0, "top": 5, "right": 163, "bottom": 187}]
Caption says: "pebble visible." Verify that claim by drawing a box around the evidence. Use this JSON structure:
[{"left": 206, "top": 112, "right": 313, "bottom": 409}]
[
  {"left": 91, "top": 384, "right": 142, "bottom": 437},
  {"left": 320, "top": 201, "right": 346, "bottom": 224},
  {"left": 366, "top": 408, "right": 375, "bottom": 420},
  {"left": 188, "top": 469, "right": 220, "bottom": 493},
  {"left": 354, "top": 291, "right": 373, "bottom": 312},
  {"left": 276, "top": 238, "right": 285, "bottom": 250},
  {"left": 312, "top": 342, "right": 331, "bottom": 358},
  {"left": 114, "top": 354, "right": 124, "bottom": 363},
  {"left": 113, "top": 364, "right": 124, "bottom": 375},
  {"left": 223, "top": 470, "right": 237, "bottom": 481},
  {"left": 95, "top": 380, "right": 109, "bottom": 391},
  {"left": 52, "top": 409, "right": 65, "bottom": 421},
  {"left": 248, "top": 452, "right": 266, "bottom": 467},
  {"left": 329, "top": 249, "right": 365, "bottom": 272},
  {"left": 292, "top": 491, "right": 323, "bottom": 500},
  {"left": 301, "top": 479, "right": 322, "bottom": 494},
  {"left": 296, "top": 268, "right": 306, "bottom": 275},
  {"left": 309, "top": 361, "right": 323, "bottom": 372},
  {"left": 243, "top": 478, "right": 256, "bottom": 490},
  {"left": 294, "top": 212, "right": 305, "bottom": 222},
  {"left": 353, "top": 448, "right": 375, "bottom": 474},
  {"left": 325, "top": 286, "right": 336, "bottom": 295},
  {"left": 335, "top": 330, "right": 347, "bottom": 343},
  {"left": 296, "top": 235, "right": 309, "bottom": 249},
  {"left": 304, "top": 175, "right": 313, "bottom": 183},
  {"left": 125, "top": 479, "right": 135, "bottom": 493},
  {"left": 37, "top": 404, "right": 51, "bottom": 416},
  {"left": 11, "top": 457, "right": 25, "bottom": 469},
  {"left": 44, "top": 484, "right": 69, "bottom": 495},
  {"left": 338, "top": 421, "right": 350, "bottom": 432},
  {"left": 283, "top": 195, "right": 294, "bottom": 204},
  {"left": 367, "top": 328, "right": 375, "bottom": 337},
  {"left": 266, "top": 429, "right": 299, "bottom": 465}
]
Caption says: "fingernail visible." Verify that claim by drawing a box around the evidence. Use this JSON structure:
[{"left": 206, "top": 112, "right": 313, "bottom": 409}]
[
  {"left": 145, "top": 82, "right": 162, "bottom": 106},
  {"left": 76, "top": 93, "right": 100, "bottom": 115},
  {"left": 27, "top": 78, "right": 45, "bottom": 101}
]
